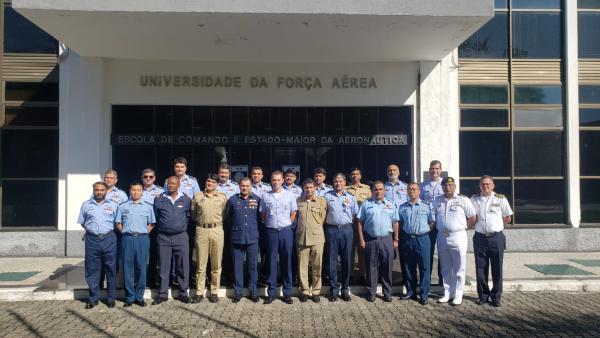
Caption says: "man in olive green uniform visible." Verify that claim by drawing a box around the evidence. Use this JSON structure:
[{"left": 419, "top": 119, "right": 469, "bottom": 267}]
[
  {"left": 192, "top": 173, "right": 228, "bottom": 303},
  {"left": 346, "top": 167, "right": 371, "bottom": 283},
  {"left": 296, "top": 178, "right": 327, "bottom": 303}
]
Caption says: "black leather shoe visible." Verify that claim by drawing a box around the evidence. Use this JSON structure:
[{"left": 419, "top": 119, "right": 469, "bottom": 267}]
[
  {"left": 419, "top": 298, "right": 429, "bottom": 306},
  {"left": 264, "top": 296, "right": 275, "bottom": 304},
  {"left": 399, "top": 294, "right": 415, "bottom": 301},
  {"left": 383, "top": 295, "right": 393, "bottom": 302},
  {"left": 134, "top": 300, "right": 146, "bottom": 307},
  {"left": 232, "top": 295, "right": 241, "bottom": 303},
  {"left": 107, "top": 301, "right": 116, "bottom": 308},
  {"left": 209, "top": 295, "right": 218, "bottom": 303},
  {"left": 123, "top": 301, "right": 133, "bottom": 307},
  {"left": 366, "top": 295, "right": 376, "bottom": 302},
  {"left": 282, "top": 296, "right": 293, "bottom": 304},
  {"left": 249, "top": 296, "right": 260, "bottom": 303},
  {"left": 475, "top": 298, "right": 488, "bottom": 306},
  {"left": 341, "top": 294, "right": 351, "bottom": 302},
  {"left": 152, "top": 297, "right": 167, "bottom": 305},
  {"left": 192, "top": 295, "right": 204, "bottom": 303},
  {"left": 85, "top": 301, "right": 98, "bottom": 309},
  {"left": 178, "top": 296, "right": 192, "bottom": 304},
  {"left": 328, "top": 295, "right": 338, "bottom": 302},
  {"left": 491, "top": 299, "right": 501, "bottom": 307},
  {"left": 312, "top": 295, "right": 320, "bottom": 303},
  {"left": 299, "top": 294, "right": 308, "bottom": 302}
]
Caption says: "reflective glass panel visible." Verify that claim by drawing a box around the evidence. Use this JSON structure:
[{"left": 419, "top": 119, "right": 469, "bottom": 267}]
[
  {"left": 581, "top": 179, "right": 600, "bottom": 223},
  {"left": 579, "top": 85, "right": 600, "bottom": 104},
  {"left": 512, "top": 0, "right": 561, "bottom": 9},
  {"left": 514, "top": 131, "right": 563, "bottom": 176},
  {"left": 580, "top": 131, "right": 600, "bottom": 176},
  {"left": 3, "top": 7, "right": 58, "bottom": 54},
  {"left": 512, "top": 12, "right": 561, "bottom": 59},
  {"left": 580, "top": 109, "right": 600, "bottom": 127},
  {"left": 460, "top": 131, "right": 511, "bottom": 177},
  {"left": 461, "top": 109, "right": 509, "bottom": 127},
  {"left": 1, "top": 130, "right": 58, "bottom": 178},
  {"left": 514, "top": 179, "right": 566, "bottom": 224},
  {"left": 2, "top": 180, "right": 58, "bottom": 227},
  {"left": 514, "top": 85, "right": 562, "bottom": 104},
  {"left": 515, "top": 109, "right": 562, "bottom": 127},
  {"left": 459, "top": 13, "right": 508, "bottom": 58},
  {"left": 460, "top": 85, "right": 508, "bottom": 104}
]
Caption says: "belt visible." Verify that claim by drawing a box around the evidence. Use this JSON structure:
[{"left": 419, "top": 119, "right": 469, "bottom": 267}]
[
  {"left": 87, "top": 231, "right": 114, "bottom": 239},
  {"left": 403, "top": 232, "right": 429, "bottom": 239},
  {"left": 442, "top": 228, "right": 466, "bottom": 236},
  {"left": 365, "top": 233, "right": 391, "bottom": 241},
  {"left": 478, "top": 231, "right": 501, "bottom": 238},
  {"left": 326, "top": 223, "right": 352, "bottom": 228},
  {"left": 123, "top": 232, "right": 148, "bottom": 237},
  {"left": 197, "top": 223, "right": 222, "bottom": 228},
  {"left": 266, "top": 225, "right": 292, "bottom": 232}
]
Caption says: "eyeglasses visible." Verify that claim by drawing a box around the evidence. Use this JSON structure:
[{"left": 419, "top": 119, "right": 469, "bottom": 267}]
[{"left": 143, "top": 175, "right": 154, "bottom": 179}]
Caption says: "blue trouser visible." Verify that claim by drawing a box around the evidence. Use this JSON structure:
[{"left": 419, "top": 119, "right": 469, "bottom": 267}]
[
  {"left": 473, "top": 231, "right": 505, "bottom": 302},
  {"left": 85, "top": 231, "right": 117, "bottom": 303},
  {"left": 401, "top": 232, "right": 431, "bottom": 300},
  {"left": 158, "top": 232, "right": 189, "bottom": 299},
  {"left": 121, "top": 233, "right": 150, "bottom": 302},
  {"left": 232, "top": 242, "right": 259, "bottom": 297},
  {"left": 429, "top": 227, "right": 443, "bottom": 284},
  {"left": 266, "top": 226, "right": 293, "bottom": 297},
  {"left": 364, "top": 234, "right": 394, "bottom": 298},
  {"left": 325, "top": 224, "right": 353, "bottom": 297}
]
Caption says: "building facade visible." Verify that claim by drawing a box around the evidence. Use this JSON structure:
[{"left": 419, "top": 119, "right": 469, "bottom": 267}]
[{"left": 0, "top": 0, "right": 599, "bottom": 256}]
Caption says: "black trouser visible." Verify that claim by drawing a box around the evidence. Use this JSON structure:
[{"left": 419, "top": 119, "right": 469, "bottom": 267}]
[{"left": 473, "top": 231, "right": 505, "bottom": 302}]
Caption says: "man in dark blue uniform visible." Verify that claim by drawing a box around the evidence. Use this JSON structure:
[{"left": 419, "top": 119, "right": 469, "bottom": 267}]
[
  {"left": 225, "top": 177, "right": 261, "bottom": 303},
  {"left": 152, "top": 176, "right": 193, "bottom": 304},
  {"left": 78, "top": 181, "right": 118, "bottom": 309}
]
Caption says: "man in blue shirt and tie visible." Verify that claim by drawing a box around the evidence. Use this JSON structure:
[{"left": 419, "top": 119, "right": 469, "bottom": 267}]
[
  {"left": 116, "top": 181, "right": 156, "bottom": 307},
  {"left": 398, "top": 182, "right": 435, "bottom": 305},
  {"left": 356, "top": 181, "right": 399, "bottom": 302},
  {"left": 259, "top": 170, "right": 298, "bottom": 305},
  {"left": 78, "top": 181, "right": 119, "bottom": 309}
]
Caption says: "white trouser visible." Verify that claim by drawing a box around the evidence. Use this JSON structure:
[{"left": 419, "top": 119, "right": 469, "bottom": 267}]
[{"left": 437, "top": 229, "right": 467, "bottom": 300}]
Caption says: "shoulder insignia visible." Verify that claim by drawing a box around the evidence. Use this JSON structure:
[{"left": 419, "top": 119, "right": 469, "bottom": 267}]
[
  {"left": 325, "top": 184, "right": 333, "bottom": 189},
  {"left": 495, "top": 193, "right": 505, "bottom": 199},
  {"left": 421, "top": 200, "right": 431, "bottom": 205},
  {"left": 231, "top": 181, "right": 239, "bottom": 186},
  {"left": 188, "top": 176, "right": 197, "bottom": 181}
]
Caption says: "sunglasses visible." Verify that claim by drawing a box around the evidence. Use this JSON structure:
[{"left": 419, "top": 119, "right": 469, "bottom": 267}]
[{"left": 143, "top": 175, "right": 154, "bottom": 179}]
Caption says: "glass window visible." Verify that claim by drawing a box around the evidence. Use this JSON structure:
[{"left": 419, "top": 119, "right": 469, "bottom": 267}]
[
  {"left": 514, "top": 85, "right": 562, "bottom": 104},
  {"left": 580, "top": 108, "right": 600, "bottom": 127},
  {"left": 460, "top": 85, "right": 508, "bottom": 104},
  {"left": 290, "top": 108, "right": 308, "bottom": 134},
  {"left": 512, "top": 12, "right": 561, "bottom": 59},
  {"left": 324, "top": 108, "right": 343, "bottom": 135},
  {"left": 515, "top": 109, "right": 562, "bottom": 127},
  {"left": 514, "top": 131, "right": 563, "bottom": 176},
  {"left": 4, "top": 106, "right": 58, "bottom": 127},
  {"left": 112, "top": 106, "right": 154, "bottom": 134},
  {"left": 579, "top": 85, "right": 600, "bottom": 104},
  {"left": 459, "top": 131, "right": 511, "bottom": 177},
  {"left": 579, "top": 12, "right": 600, "bottom": 58},
  {"left": 581, "top": 179, "right": 600, "bottom": 223},
  {"left": 514, "top": 179, "right": 566, "bottom": 224},
  {"left": 112, "top": 146, "right": 156, "bottom": 187},
  {"left": 580, "top": 131, "right": 600, "bottom": 176},
  {"left": 461, "top": 108, "right": 509, "bottom": 127},
  {"left": 378, "top": 107, "right": 412, "bottom": 134},
  {"left": 579, "top": 0, "right": 600, "bottom": 9},
  {"left": 172, "top": 106, "right": 193, "bottom": 134},
  {"left": 495, "top": 0, "right": 508, "bottom": 9},
  {"left": 3, "top": 7, "right": 58, "bottom": 54},
  {"left": 512, "top": 0, "right": 561, "bottom": 9},
  {"left": 192, "top": 107, "right": 213, "bottom": 134},
  {"left": 458, "top": 13, "right": 508, "bottom": 58},
  {"left": 1, "top": 130, "right": 59, "bottom": 178},
  {"left": 459, "top": 179, "right": 512, "bottom": 204},
  {"left": 1, "top": 180, "right": 58, "bottom": 227},
  {"left": 5, "top": 82, "right": 59, "bottom": 102}
]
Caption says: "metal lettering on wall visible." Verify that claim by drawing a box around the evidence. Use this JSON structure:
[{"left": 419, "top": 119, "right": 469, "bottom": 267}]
[{"left": 112, "top": 134, "right": 408, "bottom": 146}]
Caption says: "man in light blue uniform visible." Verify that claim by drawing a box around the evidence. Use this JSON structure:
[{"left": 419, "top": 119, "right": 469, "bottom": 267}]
[
  {"left": 116, "top": 181, "right": 156, "bottom": 307},
  {"left": 313, "top": 167, "right": 333, "bottom": 197},
  {"left": 324, "top": 173, "right": 358, "bottom": 302},
  {"left": 141, "top": 168, "right": 163, "bottom": 205},
  {"left": 259, "top": 170, "right": 298, "bottom": 305},
  {"left": 420, "top": 160, "right": 445, "bottom": 286},
  {"left": 250, "top": 166, "right": 271, "bottom": 198},
  {"left": 356, "top": 181, "right": 399, "bottom": 302},
  {"left": 384, "top": 164, "right": 408, "bottom": 207},
  {"left": 217, "top": 163, "right": 240, "bottom": 199},
  {"left": 103, "top": 169, "right": 128, "bottom": 205},
  {"left": 399, "top": 182, "right": 435, "bottom": 305},
  {"left": 283, "top": 169, "right": 303, "bottom": 198},
  {"left": 78, "top": 181, "right": 118, "bottom": 309},
  {"left": 167, "top": 157, "right": 201, "bottom": 198}
]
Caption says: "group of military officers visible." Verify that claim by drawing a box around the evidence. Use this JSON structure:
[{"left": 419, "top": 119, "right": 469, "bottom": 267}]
[{"left": 78, "top": 158, "right": 512, "bottom": 309}]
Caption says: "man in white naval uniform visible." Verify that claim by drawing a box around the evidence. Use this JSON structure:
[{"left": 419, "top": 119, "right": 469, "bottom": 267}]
[{"left": 432, "top": 177, "right": 476, "bottom": 306}]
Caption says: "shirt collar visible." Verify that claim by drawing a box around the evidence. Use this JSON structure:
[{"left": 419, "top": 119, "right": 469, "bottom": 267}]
[
  {"left": 144, "top": 184, "right": 156, "bottom": 192},
  {"left": 165, "top": 191, "right": 183, "bottom": 200}
]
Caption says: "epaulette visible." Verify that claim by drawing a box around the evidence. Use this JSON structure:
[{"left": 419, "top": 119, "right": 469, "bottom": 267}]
[
  {"left": 458, "top": 194, "right": 466, "bottom": 197},
  {"left": 188, "top": 176, "right": 197, "bottom": 181},
  {"left": 231, "top": 181, "right": 239, "bottom": 186},
  {"left": 324, "top": 184, "right": 333, "bottom": 189},
  {"left": 495, "top": 193, "right": 505, "bottom": 199},
  {"left": 216, "top": 191, "right": 227, "bottom": 197},
  {"left": 421, "top": 200, "right": 431, "bottom": 205},
  {"left": 262, "top": 182, "right": 270, "bottom": 187}
]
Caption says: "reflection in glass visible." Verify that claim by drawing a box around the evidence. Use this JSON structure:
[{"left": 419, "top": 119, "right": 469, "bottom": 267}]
[
  {"left": 514, "top": 85, "right": 562, "bottom": 104},
  {"left": 579, "top": 12, "right": 600, "bottom": 58},
  {"left": 112, "top": 106, "right": 154, "bottom": 134},
  {"left": 460, "top": 85, "right": 508, "bottom": 104},
  {"left": 512, "top": 12, "right": 561, "bottom": 59},
  {"left": 459, "top": 13, "right": 508, "bottom": 58},
  {"left": 458, "top": 179, "right": 512, "bottom": 205},
  {"left": 514, "top": 131, "right": 563, "bottom": 177},
  {"left": 5, "top": 82, "right": 58, "bottom": 102},
  {"left": 2, "top": 180, "right": 58, "bottom": 227},
  {"left": 579, "top": 85, "right": 600, "bottom": 104},
  {"left": 461, "top": 108, "right": 508, "bottom": 128},
  {"left": 515, "top": 109, "right": 562, "bottom": 128},
  {"left": 1, "top": 130, "right": 58, "bottom": 178},
  {"left": 494, "top": 0, "right": 508, "bottom": 9},
  {"left": 3, "top": 7, "right": 58, "bottom": 54},
  {"left": 580, "top": 109, "right": 600, "bottom": 127},
  {"left": 581, "top": 179, "right": 600, "bottom": 223},
  {"left": 4, "top": 106, "right": 58, "bottom": 127},
  {"left": 512, "top": 0, "right": 561, "bottom": 9},
  {"left": 460, "top": 131, "right": 511, "bottom": 177},
  {"left": 580, "top": 131, "right": 600, "bottom": 176},
  {"left": 514, "top": 179, "right": 565, "bottom": 224},
  {"left": 579, "top": 0, "right": 600, "bottom": 9}
]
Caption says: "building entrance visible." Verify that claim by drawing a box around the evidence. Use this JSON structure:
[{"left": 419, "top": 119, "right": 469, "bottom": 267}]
[{"left": 111, "top": 106, "right": 412, "bottom": 186}]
